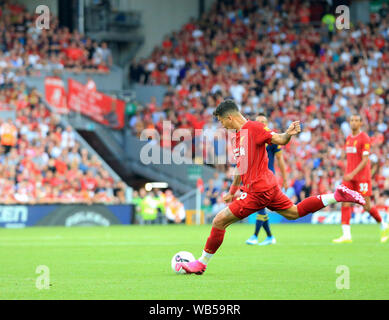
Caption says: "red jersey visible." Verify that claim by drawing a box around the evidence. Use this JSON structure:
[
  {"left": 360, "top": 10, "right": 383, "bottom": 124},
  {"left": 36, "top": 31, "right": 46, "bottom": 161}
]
[
  {"left": 345, "top": 131, "right": 371, "bottom": 181},
  {"left": 233, "top": 121, "right": 277, "bottom": 192}
]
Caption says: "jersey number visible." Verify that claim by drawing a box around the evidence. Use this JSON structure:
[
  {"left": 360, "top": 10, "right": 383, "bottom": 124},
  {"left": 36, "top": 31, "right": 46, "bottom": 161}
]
[
  {"left": 359, "top": 183, "right": 368, "bottom": 193},
  {"left": 239, "top": 192, "right": 248, "bottom": 200}
]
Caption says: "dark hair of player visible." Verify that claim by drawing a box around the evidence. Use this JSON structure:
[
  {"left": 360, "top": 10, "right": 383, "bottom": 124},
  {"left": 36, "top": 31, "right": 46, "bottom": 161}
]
[
  {"left": 257, "top": 113, "right": 267, "bottom": 118},
  {"left": 213, "top": 99, "right": 239, "bottom": 118},
  {"left": 350, "top": 114, "right": 362, "bottom": 120}
]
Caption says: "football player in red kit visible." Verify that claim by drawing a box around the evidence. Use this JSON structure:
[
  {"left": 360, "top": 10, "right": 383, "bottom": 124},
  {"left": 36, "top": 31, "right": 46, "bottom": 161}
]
[
  {"left": 177, "top": 100, "right": 366, "bottom": 275},
  {"left": 333, "top": 115, "right": 389, "bottom": 243}
]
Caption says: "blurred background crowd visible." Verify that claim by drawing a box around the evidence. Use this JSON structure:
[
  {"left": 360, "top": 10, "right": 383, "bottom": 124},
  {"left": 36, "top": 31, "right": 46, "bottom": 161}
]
[
  {"left": 128, "top": 0, "right": 389, "bottom": 211},
  {"left": 0, "top": 0, "right": 112, "bottom": 75},
  {"left": 1, "top": 0, "right": 389, "bottom": 222},
  {"left": 0, "top": 0, "right": 124, "bottom": 204},
  {"left": 0, "top": 79, "right": 127, "bottom": 204}
]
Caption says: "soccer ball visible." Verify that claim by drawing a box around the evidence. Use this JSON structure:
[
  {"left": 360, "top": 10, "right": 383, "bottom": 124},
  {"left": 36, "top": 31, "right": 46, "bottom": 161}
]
[{"left": 171, "top": 251, "right": 195, "bottom": 274}]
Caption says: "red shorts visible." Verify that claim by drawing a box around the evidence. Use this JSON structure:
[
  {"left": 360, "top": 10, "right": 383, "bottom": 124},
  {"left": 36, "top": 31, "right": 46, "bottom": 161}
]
[
  {"left": 229, "top": 185, "right": 293, "bottom": 220},
  {"left": 342, "top": 180, "right": 371, "bottom": 197}
]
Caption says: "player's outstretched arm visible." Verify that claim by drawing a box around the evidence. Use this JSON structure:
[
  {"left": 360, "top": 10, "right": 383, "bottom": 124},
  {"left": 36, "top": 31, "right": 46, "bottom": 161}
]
[{"left": 271, "top": 121, "right": 301, "bottom": 145}]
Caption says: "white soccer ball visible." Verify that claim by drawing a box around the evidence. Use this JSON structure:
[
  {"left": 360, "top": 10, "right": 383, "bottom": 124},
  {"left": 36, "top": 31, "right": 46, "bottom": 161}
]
[{"left": 171, "top": 251, "right": 195, "bottom": 274}]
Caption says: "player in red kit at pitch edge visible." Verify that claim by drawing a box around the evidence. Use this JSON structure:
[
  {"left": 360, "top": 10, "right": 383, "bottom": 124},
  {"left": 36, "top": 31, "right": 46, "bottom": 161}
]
[
  {"left": 333, "top": 115, "right": 389, "bottom": 243},
  {"left": 176, "top": 100, "right": 367, "bottom": 275}
]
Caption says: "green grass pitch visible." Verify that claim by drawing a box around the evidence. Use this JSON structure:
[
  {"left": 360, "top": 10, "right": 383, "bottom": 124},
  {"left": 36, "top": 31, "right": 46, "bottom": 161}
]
[{"left": 0, "top": 223, "right": 388, "bottom": 300}]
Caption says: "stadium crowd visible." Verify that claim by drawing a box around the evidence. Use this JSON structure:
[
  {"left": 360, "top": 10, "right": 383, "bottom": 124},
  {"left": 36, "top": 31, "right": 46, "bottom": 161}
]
[
  {"left": 0, "top": 0, "right": 113, "bottom": 74},
  {"left": 128, "top": 0, "right": 389, "bottom": 210},
  {"left": 0, "top": 0, "right": 128, "bottom": 204},
  {"left": 0, "top": 76, "right": 127, "bottom": 204}
]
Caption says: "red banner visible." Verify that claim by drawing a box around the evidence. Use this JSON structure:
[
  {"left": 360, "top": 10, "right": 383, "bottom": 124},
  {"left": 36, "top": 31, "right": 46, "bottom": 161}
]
[
  {"left": 45, "top": 77, "right": 68, "bottom": 114},
  {"left": 67, "top": 79, "right": 125, "bottom": 129}
]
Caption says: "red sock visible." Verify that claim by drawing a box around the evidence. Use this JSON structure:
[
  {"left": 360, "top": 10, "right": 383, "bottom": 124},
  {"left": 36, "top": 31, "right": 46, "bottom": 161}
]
[
  {"left": 297, "top": 196, "right": 325, "bottom": 217},
  {"left": 369, "top": 206, "right": 382, "bottom": 223},
  {"left": 341, "top": 206, "right": 352, "bottom": 225},
  {"left": 204, "top": 227, "right": 226, "bottom": 254}
]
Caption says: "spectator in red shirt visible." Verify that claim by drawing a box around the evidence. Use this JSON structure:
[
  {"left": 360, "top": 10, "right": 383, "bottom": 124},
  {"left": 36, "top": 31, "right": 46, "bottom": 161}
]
[{"left": 81, "top": 170, "right": 98, "bottom": 191}]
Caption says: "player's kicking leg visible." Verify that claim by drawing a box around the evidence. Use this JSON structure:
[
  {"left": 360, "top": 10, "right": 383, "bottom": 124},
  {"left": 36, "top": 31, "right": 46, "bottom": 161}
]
[
  {"left": 177, "top": 206, "right": 240, "bottom": 275},
  {"left": 275, "top": 184, "right": 366, "bottom": 222},
  {"left": 178, "top": 184, "right": 365, "bottom": 275}
]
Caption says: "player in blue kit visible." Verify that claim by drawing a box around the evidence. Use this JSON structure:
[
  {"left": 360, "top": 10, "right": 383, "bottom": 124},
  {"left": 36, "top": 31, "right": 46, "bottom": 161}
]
[{"left": 246, "top": 114, "right": 288, "bottom": 246}]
